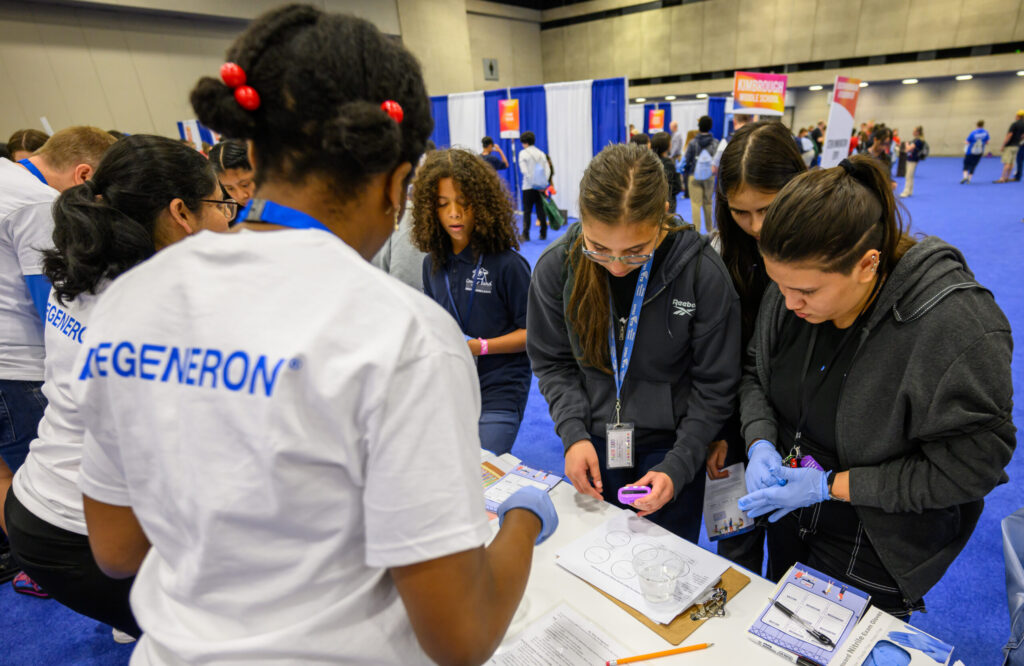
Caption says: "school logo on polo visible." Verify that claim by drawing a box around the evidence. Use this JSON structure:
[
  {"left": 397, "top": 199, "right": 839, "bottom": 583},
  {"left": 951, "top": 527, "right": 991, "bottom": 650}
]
[
  {"left": 465, "top": 267, "right": 493, "bottom": 294},
  {"left": 672, "top": 299, "right": 696, "bottom": 317}
]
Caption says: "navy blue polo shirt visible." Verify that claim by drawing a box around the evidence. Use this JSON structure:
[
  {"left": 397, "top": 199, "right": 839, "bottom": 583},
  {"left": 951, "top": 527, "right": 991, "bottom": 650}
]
[
  {"left": 422, "top": 246, "right": 532, "bottom": 414},
  {"left": 481, "top": 151, "right": 506, "bottom": 170}
]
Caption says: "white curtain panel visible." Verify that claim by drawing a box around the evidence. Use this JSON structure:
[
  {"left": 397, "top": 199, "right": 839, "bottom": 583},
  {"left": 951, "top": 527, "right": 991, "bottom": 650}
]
[
  {"left": 628, "top": 104, "right": 645, "bottom": 134},
  {"left": 544, "top": 79, "right": 593, "bottom": 219},
  {"left": 447, "top": 91, "right": 486, "bottom": 152},
  {"left": 670, "top": 100, "right": 709, "bottom": 135}
]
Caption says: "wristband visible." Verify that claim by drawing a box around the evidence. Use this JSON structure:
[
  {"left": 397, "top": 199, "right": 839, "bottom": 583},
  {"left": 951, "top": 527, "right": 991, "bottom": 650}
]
[{"left": 478, "top": 338, "right": 489, "bottom": 355}]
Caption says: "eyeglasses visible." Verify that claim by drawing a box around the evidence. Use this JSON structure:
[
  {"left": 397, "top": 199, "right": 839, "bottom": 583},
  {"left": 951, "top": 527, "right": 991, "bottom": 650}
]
[
  {"left": 200, "top": 199, "right": 240, "bottom": 222},
  {"left": 581, "top": 231, "right": 660, "bottom": 265}
]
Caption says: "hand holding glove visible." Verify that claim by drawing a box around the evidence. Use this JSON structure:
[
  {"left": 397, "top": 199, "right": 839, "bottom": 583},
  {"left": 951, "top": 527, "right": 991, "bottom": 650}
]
[
  {"left": 746, "top": 440, "right": 785, "bottom": 494},
  {"left": 497, "top": 486, "right": 559, "bottom": 545},
  {"left": 737, "top": 465, "right": 829, "bottom": 523}
]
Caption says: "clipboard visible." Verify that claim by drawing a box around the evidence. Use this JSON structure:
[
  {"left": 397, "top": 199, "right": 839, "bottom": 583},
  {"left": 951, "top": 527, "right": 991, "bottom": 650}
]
[{"left": 586, "top": 566, "right": 751, "bottom": 645}]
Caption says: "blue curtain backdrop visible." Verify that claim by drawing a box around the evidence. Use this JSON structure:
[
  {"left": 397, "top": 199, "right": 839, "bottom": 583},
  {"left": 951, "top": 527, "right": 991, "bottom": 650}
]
[
  {"left": 509, "top": 85, "right": 548, "bottom": 156},
  {"left": 707, "top": 97, "right": 726, "bottom": 140},
  {"left": 483, "top": 88, "right": 516, "bottom": 198},
  {"left": 429, "top": 96, "right": 450, "bottom": 149},
  {"left": 591, "top": 78, "right": 626, "bottom": 155},
  {"left": 641, "top": 103, "right": 672, "bottom": 135}
]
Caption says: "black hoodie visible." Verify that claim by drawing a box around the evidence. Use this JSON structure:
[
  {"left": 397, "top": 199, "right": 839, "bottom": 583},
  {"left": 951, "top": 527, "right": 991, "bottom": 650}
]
[
  {"left": 740, "top": 237, "right": 1016, "bottom": 601},
  {"left": 527, "top": 223, "right": 741, "bottom": 497}
]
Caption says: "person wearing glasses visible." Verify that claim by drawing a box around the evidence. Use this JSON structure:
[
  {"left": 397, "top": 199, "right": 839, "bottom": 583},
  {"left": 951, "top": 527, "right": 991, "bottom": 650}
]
[
  {"left": 528, "top": 143, "right": 740, "bottom": 541},
  {"left": 208, "top": 139, "right": 255, "bottom": 208},
  {"left": 3, "top": 134, "right": 230, "bottom": 641}
]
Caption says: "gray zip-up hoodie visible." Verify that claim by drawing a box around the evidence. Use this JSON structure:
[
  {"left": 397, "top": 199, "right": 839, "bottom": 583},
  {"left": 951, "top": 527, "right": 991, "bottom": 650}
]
[
  {"left": 740, "top": 236, "right": 1015, "bottom": 602},
  {"left": 527, "top": 223, "right": 740, "bottom": 497}
]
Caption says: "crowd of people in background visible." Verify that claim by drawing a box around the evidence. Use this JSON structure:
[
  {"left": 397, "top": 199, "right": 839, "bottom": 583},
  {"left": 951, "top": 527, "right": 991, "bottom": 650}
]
[{"left": 0, "top": 7, "right": 1016, "bottom": 661}]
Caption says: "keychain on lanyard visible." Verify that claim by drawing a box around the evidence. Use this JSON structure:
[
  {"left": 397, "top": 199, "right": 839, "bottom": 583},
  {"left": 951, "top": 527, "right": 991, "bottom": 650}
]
[
  {"left": 786, "top": 322, "right": 860, "bottom": 471},
  {"left": 605, "top": 253, "right": 654, "bottom": 469},
  {"left": 238, "top": 199, "right": 332, "bottom": 233},
  {"left": 443, "top": 255, "right": 484, "bottom": 333}
]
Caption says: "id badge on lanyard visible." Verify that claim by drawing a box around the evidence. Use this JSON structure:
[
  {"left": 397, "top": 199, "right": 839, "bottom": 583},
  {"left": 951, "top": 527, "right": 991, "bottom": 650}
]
[{"left": 605, "top": 254, "right": 654, "bottom": 469}]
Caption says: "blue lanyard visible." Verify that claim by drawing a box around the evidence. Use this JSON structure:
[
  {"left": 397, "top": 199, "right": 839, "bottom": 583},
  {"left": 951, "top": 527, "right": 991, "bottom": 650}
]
[
  {"left": 607, "top": 254, "right": 654, "bottom": 424},
  {"left": 18, "top": 159, "right": 47, "bottom": 185},
  {"left": 239, "top": 199, "right": 332, "bottom": 233},
  {"left": 443, "top": 255, "right": 484, "bottom": 333}
]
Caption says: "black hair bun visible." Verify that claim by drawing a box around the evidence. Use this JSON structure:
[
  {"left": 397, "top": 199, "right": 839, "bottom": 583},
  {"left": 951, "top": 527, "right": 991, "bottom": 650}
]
[
  {"left": 321, "top": 101, "right": 401, "bottom": 174},
  {"left": 190, "top": 77, "right": 257, "bottom": 139}
]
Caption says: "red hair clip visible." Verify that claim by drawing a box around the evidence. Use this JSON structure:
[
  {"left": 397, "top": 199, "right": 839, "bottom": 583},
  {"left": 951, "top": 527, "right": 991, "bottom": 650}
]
[
  {"left": 220, "top": 62, "right": 260, "bottom": 112},
  {"left": 381, "top": 100, "right": 403, "bottom": 124}
]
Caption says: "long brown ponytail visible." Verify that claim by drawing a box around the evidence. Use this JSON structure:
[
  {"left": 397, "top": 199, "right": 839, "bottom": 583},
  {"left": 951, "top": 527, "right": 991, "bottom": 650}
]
[{"left": 568, "top": 143, "right": 674, "bottom": 372}]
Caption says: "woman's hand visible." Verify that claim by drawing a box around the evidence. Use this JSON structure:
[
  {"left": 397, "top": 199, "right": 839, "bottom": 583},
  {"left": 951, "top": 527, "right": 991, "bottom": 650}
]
[
  {"left": 564, "top": 440, "right": 602, "bottom": 500},
  {"left": 629, "top": 470, "right": 674, "bottom": 517},
  {"left": 706, "top": 439, "right": 729, "bottom": 479}
]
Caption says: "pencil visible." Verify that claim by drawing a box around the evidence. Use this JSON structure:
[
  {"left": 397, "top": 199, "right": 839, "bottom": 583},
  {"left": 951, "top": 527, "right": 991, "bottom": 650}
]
[{"left": 606, "top": 642, "right": 712, "bottom": 665}]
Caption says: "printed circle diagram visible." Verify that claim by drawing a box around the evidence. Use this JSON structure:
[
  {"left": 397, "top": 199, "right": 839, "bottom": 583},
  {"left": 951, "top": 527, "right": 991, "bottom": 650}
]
[
  {"left": 605, "top": 531, "right": 630, "bottom": 547},
  {"left": 585, "top": 546, "right": 611, "bottom": 564}
]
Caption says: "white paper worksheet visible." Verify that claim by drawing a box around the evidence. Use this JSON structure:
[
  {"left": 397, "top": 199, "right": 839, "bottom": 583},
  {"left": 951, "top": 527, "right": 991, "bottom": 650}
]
[
  {"left": 555, "top": 510, "right": 728, "bottom": 624},
  {"left": 487, "top": 604, "right": 629, "bottom": 666}
]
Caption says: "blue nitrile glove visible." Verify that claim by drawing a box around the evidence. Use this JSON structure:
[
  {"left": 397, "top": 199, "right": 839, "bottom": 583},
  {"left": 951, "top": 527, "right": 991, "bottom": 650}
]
[
  {"left": 746, "top": 439, "right": 785, "bottom": 494},
  {"left": 497, "top": 486, "right": 559, "bottom": 545},
  {"left": 864, "top": 641, "right": 912, "bottom": 666},
  {"left": 737, "top": 465, "right": 829, "bottom": 523},
  {"left": 886, "top": 627, "right": 953, "bottom": 662}
]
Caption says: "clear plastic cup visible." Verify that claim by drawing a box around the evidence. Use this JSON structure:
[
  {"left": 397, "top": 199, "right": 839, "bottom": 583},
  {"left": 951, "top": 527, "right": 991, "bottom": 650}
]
[{"left": 632, "top": 547, "right": 683, "bottom": 604}]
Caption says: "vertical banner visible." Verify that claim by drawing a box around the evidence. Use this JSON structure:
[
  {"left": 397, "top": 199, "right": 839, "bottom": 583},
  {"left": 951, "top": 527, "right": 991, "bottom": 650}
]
[
  {"left": 820, "top": 76, "right": 861, "bottom": 168},
  {"left": 499, "top": 99, "right": 521, "bottom": 139},
  {"left": 648, "top": 108, "right": 665, "bottom": 132},
  {"left": 732, "top": 71, "right": 787, "bottom": 116}
]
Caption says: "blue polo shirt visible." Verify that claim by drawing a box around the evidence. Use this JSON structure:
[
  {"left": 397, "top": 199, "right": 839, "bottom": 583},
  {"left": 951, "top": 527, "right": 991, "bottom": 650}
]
[
  {"left": 422, "top": 246, "right": 532, "bottom": 414},
  {"left": 481, "top": 151, "right": 506, "bottom": 171}
]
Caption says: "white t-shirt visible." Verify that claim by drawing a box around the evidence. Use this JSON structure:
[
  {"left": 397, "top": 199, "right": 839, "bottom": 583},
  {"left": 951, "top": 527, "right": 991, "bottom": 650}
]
[
  {"left": 76, "top": 229, "right": 491, "bottom": 665},
  {"left": 13, "top": 287, "right": 102, "bottom": 535},
  {"left": 0, "top": 158, "right": 59, "bottom": 380}
]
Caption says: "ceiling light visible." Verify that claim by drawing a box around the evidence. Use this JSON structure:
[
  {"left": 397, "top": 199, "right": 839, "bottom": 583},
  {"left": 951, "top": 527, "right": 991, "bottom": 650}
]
[
  {"left": 809, "top": 85, "right": 823, "bottom": 91},
  {"left": 634, "top": 97, "right": 646, "bottom": 103},
  {"left": 664, "top": 95, "right": 676, "bottom": 101},
  {"left": 1017, "top": 71, "right": 1024, "bottom": 76},
  {"left": 859, "top": 81, "right": 869, "bottom": 87},
  {"left": 902, "top": 78, "right": 918, "bottom": 84},
  {"left": 696, "top": 93, "right": 708, "bottom": 99},
  {"left": 955, "top": 74, "right": 973, "bottom": 81}
]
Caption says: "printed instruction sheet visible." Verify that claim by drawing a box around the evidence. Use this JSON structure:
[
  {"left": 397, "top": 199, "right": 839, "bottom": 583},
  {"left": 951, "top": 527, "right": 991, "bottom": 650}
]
[
  {"left": 488, "top": 604, "right": 628, "bottom": 666},
  {"left": 703, "top": 462, "right": 755, "bottom": 541}
]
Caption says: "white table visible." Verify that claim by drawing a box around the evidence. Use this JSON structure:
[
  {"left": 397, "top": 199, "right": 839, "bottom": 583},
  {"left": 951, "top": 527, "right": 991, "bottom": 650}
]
[{"left": 493, "top": 481, "right": 784, "bottom": 665}]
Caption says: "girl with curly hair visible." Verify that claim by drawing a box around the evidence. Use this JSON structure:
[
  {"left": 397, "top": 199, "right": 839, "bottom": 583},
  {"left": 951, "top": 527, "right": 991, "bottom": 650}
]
[{"left": 412, "top": 148, "right": 531, "bottom": 456}]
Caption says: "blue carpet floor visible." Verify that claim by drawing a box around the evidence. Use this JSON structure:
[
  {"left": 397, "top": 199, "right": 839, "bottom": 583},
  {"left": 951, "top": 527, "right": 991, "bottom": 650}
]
[{"left": 1, "top": 156, "right": 1019, "bottom": 664}]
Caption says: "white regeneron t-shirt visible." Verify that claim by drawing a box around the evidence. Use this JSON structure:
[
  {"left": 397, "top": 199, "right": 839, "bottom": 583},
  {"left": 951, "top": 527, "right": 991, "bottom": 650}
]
[
  {"left": 13, "top": 287, "right": 102, "bottom": 535},
  {"left": 0, "top": 158, "right": 59, "bottom": 380},
  {"left": 76, "top": 229, "right": 491, "bottom": 665}
]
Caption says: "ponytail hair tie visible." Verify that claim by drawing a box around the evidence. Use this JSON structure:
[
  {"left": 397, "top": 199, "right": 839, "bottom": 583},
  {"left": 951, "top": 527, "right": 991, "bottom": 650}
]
[
  {"left": 838, "top": 158, "right": 855, "bottom": 175},
  {"left": 220, "top": 62, "right": 261, "bottom": 112},
  {"left": 381, "top": 100, "right": 404, "bottom": 124}
]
